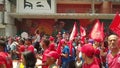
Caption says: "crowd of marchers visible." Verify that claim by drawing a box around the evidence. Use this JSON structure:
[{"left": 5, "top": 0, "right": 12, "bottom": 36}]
[{"left": 0, "top": 31, "right": 120, "bottom": 68}]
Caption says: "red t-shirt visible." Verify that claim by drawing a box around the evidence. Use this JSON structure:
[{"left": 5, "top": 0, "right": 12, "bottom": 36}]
[
  {"left": 19, "top": 45, "right": 25, "bottom": 53},
  {"left": 0, "top": 52, "right": 12, "bottom": 68},
  {"left": 82, "top": 58, "right": 100, "bottom": 68},
  {"left": 107, "top": 52, "right": 120, "bottom": 68},
  {"left": 0, "top": 56, "right": 5, "bottom": 65},
  {"left": 42, "top": 49, "right": 50, "bottom": 68},
  {"left": 18, "top": 45, "right": 25, "bottom": 59},
  {"left": 27, "top": 45, "right": 34, "bottom": 53}
]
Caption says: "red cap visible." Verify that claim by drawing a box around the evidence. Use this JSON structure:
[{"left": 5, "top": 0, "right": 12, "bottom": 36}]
[
  {"left": 49, "top": 36, "right": 54, "bottom": 41},
  {"left": 49, "top": 43, "right": 56, "bottom": 51},
  {"left": 46, "top": 51, "right": 59, "bottom": 60},
  {"left": 61, "top": 39, "right": 65, "bottom": 44},
  {"left": 81, "top": 43, "right": 95, "bottom": 57}
]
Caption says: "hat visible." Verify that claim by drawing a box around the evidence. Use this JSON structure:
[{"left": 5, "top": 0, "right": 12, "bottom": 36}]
[
  {"left": 61, "top": 39, "right": 65, "bottom": 44},
  {"left": 46, "top": 51, "right": 59, "bottom": 60},
  {"left": 49, "top": 43, "right": 56, "bottom": 51},
  {"left": 81, "top": 43, "right": 94, "bottom": 57},
  {"left": 49, "top": 36, "right": 54, "bottom": 41}
]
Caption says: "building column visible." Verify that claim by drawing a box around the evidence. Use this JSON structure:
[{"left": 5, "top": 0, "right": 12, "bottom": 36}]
[
  {"left": 4, "top": 0, "right": 17, "bottom": 36},
  {"left": 5, "top": 25, "right": 17, "bottom": 37},
  {"left": 91, "top": 0, "right": 95, "bottom": 14},
  {"left": 101, "top": 1, "right": 112, "bottom": 13}
]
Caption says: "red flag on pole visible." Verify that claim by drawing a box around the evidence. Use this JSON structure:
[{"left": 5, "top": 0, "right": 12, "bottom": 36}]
[
  {"left": 80, "top": 26, "right": 86, "bottom": 44},
  {"left": 80, "top": 26, "right": 86, "bottom": 37},
  {"left": 69, "top": 22, "right": 78, "bottom": 56},
  {"left": 90, "top": 20, "right": 103, "bottom": 42},
  {"left": 109, "top": 12, "right": 120, "bottom": 36},
  {"left": 56, "top": 42, "right": 62, "bottom": 55},
  {"left": 69, "top": 22, "right": 78, "bottom": 41},
  {"left": 101, "top": 22, "right": 104, "bottom": 41}
]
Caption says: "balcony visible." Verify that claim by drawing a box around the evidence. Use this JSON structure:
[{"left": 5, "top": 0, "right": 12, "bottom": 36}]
[
  {"left": 57, "top": 0, "right": 120, "bottom": 4},
  {"left": 9, "top": 0, "right": 120, "bottom": 19}
]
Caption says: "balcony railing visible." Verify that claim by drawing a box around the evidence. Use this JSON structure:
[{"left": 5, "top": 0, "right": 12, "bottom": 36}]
[
  {"left": 58, "top": 0, "right": 120, "bottom": 2},
  {"left": 57, "top": 7, "right": 120, "bottom": 14}
]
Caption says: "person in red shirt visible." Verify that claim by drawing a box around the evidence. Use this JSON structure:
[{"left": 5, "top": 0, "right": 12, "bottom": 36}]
[
  {"left": 25, "top": 38, "right": 34, "bottom": 53},
  {"left": 0, "top": 56, "right": 6, "bottom": 68},
  {"left": 48, "top": 43, "right": 56, "bottom": 51},
  {"left": 49, "top": 36, "right": 55, "bottom": 44},
  {"left": 100, "top": 41, "right": 108, "bottom": 68},
  {"left": 80, "top": 43, "right": 100, "bottom": 68},
  {"left": 16, "top": 39, "right": 25, "bottom": 59},
  {"left": 37, "top": 39, "right": 50, "bottom": 68},
  {"left": 46, "top": 51, "right": 59, "bottom": 68},
  {"left": 107, "top": 34, "right": 120, "bottom": 68},
  {"left": 19, "top": 40, "right": 25, "bottom": 53},
  {"left": 0, "top": 40, "right": 13, "bottom": 68}
]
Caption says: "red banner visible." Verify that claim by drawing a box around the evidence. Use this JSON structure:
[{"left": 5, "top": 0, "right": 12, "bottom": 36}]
[
  {"left": 109, "top": 12, "right": 120, "bottom": 36},
  {"left": 80, "top": 26, "right": 86, "bottom": 44},
  {"left": 69, "top": 22, "right": 78, "bottom": 41},
  {"left": 90, "top": 20, "right": 104, "bottom": 42}
]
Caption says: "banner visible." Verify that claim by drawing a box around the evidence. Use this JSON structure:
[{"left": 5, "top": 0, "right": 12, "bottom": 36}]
[
  {"left": 69, "top": 22, "right": 78, "bottom": 41},
  {"left": 80, "top": 26, "right": 86, "bottom": 44},
  {"left": 69, "top": 22, "right": 78, "bottom": 56},
  {"left": 90, "top": 20, "right": 104, "bottom": 42},
  {"left": 109, "top": 12, "right": 120, "bottom": 36}
]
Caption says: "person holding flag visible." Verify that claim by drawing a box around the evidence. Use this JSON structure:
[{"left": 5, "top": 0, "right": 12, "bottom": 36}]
[{"left": 60, "top": 39, "right": 70, "bottom": 68}]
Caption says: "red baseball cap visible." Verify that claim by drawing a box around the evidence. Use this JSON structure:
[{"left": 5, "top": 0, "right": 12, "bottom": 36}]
[
  {"left": 49, "top": 36, "right": 54, "bottom": 41},
  {"left": 61, "top": 39, "right": 65, "bottom": 44},
  {"left": 81, "top": 43, "right": 95, "bottom": 57},
  {"left": 46, "top": 51, "right": 59, "bottom": 60},
  {"left": 49, "top": 43, "right": 56, "bottom": 51}
]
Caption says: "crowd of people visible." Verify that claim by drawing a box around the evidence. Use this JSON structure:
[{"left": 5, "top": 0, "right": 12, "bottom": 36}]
[{"left": 0, "top": 30, "right": 120, "bottom": 68}]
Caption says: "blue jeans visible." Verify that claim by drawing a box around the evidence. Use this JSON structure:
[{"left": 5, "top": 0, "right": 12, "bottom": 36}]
[{"left": 62, "top": 62, "right": 69, "bottom": 68}]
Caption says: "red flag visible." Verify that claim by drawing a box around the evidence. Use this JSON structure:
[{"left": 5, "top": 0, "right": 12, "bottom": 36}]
[
  {"left": 101, "top": 23, "right": 104, "bottom": 41},
  {"left": 90, "top": 20, "right": 103, "bottom": 42},
  {"left": 69, "top": 22, "right": 78, "bottom": 41},
  {"left": 80, "top": 26, "right": 86, "bottom": 44},
  {"left": 56, "top": 42, "right": 62, "bottom": 55},
  {"left": 80, "top": 26, "right": 86, "bottom": 37},
  {"left": 68, "top": 41, "right": 73, "bottom": 56},
  {"left": 69, "top": 22, "right": 78, "bottom": 56},
  {"left": 109, "top": 12, "right": 120, "bottom": 36}
]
